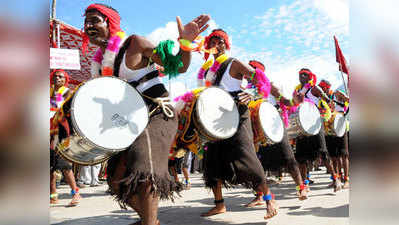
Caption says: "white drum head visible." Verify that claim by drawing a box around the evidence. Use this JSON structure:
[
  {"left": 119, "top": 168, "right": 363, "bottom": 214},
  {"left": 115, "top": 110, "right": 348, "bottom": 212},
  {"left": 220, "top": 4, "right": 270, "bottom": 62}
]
[
  {"left": 71, "top": 77, "right": 148, "bottom": 150},
  {"left": 298, "top": 101, "right": 322, "bottom": 136},
  {"left": 196, "top": 87, "right": 239, "bottom": 139},
  {"left": 258, "top": 102, "right": 284, "bottom": 143},
  {"left": 333, "top": 113, "right": 346, "bottom": 137}
]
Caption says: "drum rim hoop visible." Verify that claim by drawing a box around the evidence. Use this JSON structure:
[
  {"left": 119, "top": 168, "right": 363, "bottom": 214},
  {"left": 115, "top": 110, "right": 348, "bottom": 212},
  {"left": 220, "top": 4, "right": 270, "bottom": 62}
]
[{"left": 55, "top": 137, "right": 114, "bottom": 166}]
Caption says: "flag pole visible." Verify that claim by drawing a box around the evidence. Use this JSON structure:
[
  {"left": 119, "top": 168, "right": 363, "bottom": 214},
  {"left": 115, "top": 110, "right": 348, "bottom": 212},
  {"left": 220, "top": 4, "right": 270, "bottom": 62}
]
[{"left": 339, "top": 64, "right": 349, "bottom": 97}]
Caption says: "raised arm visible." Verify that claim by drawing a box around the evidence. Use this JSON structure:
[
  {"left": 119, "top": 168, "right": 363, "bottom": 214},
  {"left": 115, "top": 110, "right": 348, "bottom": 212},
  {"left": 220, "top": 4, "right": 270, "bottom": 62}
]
[{"left": 140, "top": 15, "right": 210, "bottom": 74}]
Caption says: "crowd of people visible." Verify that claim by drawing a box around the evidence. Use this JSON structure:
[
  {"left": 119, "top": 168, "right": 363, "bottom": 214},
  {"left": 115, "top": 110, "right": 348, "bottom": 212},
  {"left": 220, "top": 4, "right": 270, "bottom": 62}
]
[{"left": 50, "top": 3, "right": 350, "bottom": 225}]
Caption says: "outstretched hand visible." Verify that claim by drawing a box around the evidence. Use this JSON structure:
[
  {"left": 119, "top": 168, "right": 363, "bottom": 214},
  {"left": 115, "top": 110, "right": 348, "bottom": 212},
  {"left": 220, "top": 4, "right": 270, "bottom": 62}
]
[{"left": 177, "top": 15, "right": 211, "bottom": 42}]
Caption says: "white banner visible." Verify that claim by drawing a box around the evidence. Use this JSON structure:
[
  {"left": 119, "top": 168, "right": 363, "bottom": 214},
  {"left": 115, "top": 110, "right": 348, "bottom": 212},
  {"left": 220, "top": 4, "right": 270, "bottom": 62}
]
[{"left": 50, "top": 48, "right": 80, "bottom": 70}]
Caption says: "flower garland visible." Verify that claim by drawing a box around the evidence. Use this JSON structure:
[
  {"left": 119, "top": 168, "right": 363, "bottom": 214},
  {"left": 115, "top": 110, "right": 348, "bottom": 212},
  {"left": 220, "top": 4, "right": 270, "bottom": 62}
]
[
  {"left": 90, "top": 31, "right": 126, "bottom": 77},
  {"left": 173, "top": 87, "right": 206, "bottom": 103},
  {"left": 50, "top": 86, "right": 68, "bottom": 109},
  {"left": 196, "top": 59, "right": 214, "bottom": 87},
  {"left": 203, "top": 54, "right": 229, "bottom": 87},
  {"left": 344, "top": 101, "right": 349, "bottom": 113},
  {"left": 318, "top": 99, "right": 332, "bottom": 122},
  {"left": 251, "top": 69, "right": 271, "bottom": 98}
]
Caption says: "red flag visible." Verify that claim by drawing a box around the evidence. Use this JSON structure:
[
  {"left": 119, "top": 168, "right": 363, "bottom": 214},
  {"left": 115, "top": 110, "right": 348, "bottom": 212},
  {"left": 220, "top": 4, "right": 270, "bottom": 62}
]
[{"left": 334, "top": 35, "right": 349, "bottom": 75}]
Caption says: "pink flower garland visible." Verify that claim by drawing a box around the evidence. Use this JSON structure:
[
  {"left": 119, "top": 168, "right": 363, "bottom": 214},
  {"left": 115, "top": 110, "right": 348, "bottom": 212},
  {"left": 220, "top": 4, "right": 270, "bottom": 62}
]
[
  {"left": 197, "top": 68, "right": 206, "bottom": 80},
  {"left": 173, "top": 91, "right": 195, "bottom": 103},
  {"left": 254, "top": 69, "right": 271, "bottom": 98}
]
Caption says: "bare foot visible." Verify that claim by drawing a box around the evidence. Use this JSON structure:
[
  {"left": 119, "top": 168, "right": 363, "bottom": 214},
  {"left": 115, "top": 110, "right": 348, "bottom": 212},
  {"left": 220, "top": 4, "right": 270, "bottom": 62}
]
[
  {"left": 264, "top": 200, "right": 278, "bottom": 220},
  {"left": 343, "top": 181, "right": 350, "bottom": 189},
  {"left": 66, "top": 193, "right": 81, "bottom": 207},
  {"left": 305, "top": 185, "right": 310, "bottom": 193},
  {"left": 129, "top": 220, "right": 160, "bottom": 225},
  {"left": 50, "top": 198, "right": 58, "bottom": 204},
  {"left": 298, "top": 189, "right": 308, "bottom": 201},
  {"left": 201, "top": 205, "right": 227, "bottom": 217},
  {"left": 334, "top": 180, "right": 342, "bottom": 192},
  {"left": 245, "top": 197, "right": 264, "bottom": 207}
]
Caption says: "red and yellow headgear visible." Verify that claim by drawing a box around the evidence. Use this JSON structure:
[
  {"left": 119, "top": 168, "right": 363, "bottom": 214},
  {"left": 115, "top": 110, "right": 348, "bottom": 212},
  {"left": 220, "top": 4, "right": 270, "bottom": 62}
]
[
  {"left": 249, "top": 60, "right": 265, "bottom": 72},
  {"left": 50, "top": 69, "right": 69, "bottom": 86},
  {"left": 81, "top": 3, "right": 122, "bottom": 55},
  {"left": 204, "top": 29, "right": 230, "bottom": 60},
  {"left": 299, "top": 68, "right": 317, "bottom": 86}
]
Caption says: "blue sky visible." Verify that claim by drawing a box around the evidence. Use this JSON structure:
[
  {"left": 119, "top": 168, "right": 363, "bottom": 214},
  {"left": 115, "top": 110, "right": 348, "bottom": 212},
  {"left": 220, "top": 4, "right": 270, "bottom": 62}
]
[{"left": 50, "top": 0, "right": 349, "bottom": 97}]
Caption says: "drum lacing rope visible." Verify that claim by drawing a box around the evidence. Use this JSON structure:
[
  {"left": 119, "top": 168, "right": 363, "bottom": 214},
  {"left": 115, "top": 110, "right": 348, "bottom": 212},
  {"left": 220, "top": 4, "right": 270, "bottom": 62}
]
[{"left": 142, "top": 94, "right": 174, "bottom": 118}]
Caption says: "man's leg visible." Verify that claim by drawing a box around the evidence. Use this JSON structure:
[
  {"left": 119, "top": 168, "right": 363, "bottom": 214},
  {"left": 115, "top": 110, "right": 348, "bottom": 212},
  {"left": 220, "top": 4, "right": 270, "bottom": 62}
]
[
  {"left": 62, "top": 169, "right": 81, "bottom": 206},
  {"left": 139, "top": 181, "right": 160, "bottom": 225},
  {"left": 90, "top": 164, "right": 101, "bottom": 186},
  {"left": 182, "top": 152, "right": 192, "bottom": 189},
  {"left": 201, "top": 180, "right": 226, "bottom": 217},
  {"left": 255, "top": 182, "right": 278, "bottom": 219},
  {"left": 50, "top": 171, "right": 58, "bottom": 204}
]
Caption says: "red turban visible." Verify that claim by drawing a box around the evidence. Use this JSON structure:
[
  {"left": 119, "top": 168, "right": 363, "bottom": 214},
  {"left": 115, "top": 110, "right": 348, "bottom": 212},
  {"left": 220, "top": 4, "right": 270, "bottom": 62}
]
[
  {"left": 249, "top": 60, "right": 265, "bottom": 72},
  {"left": 81, "top": 4, "right": 122, "bottom": 55},
  {"left": 299, "top": 69, "right": 317, "bottom": 86},
  {"left": 318, "top": 80, "right": 331, "bottom": 90},
  {"left": 50, "top": 69, "right": 69, "bottom": 86},
  {"left": 204, "top": 30, "right": 230, "bottom": 60}
]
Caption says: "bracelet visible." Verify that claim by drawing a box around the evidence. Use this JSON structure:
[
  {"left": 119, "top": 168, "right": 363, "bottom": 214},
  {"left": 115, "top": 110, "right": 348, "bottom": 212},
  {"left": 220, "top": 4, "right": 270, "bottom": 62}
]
[
  {"left": 262, "top": 193, "right": 273, "bottom": 201},
  {"left": 50, "top": 193, "right": 58, "bottom": 199},
  {"left": 179, "top": 38, "right": 193, "bottom": 52},
  {"left": 296, "top": 184, "right": 306, "bottom": 191},
  {"left": 214, "top": 199, "right": 224, "bottom": 204},
  {"left": 70, "top": 188, "right": 79, "bottom": 195},
  {"left": 276, "top": 94, "right": 282, "bottom": 102},
  {"left": 250, "top": 71, "right": 255, "bottom": 81}
]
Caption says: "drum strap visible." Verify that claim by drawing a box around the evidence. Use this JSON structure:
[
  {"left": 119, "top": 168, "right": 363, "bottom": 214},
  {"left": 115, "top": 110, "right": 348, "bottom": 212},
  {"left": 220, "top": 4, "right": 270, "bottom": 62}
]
[
  {"left": 128, "top": 70, "right": 159, "bottom": 88},
  {"left": 214, "top": 58, "right": 234, "bottom": 86}
]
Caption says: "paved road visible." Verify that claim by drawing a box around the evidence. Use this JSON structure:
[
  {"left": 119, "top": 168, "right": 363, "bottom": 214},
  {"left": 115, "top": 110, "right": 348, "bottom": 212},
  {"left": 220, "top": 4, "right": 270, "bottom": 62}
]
[{"left": 50, "top": 168, "right": 348, "bottom": 225}]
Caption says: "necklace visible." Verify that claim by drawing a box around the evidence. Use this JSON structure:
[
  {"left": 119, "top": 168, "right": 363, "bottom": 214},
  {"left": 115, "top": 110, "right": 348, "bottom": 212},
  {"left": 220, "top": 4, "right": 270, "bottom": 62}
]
[
  {"left": 196, "top": 54, "right": 229, "bottom": 87},
  {"left": 90, "top": 31, "right": 126, "bottom": 77}
]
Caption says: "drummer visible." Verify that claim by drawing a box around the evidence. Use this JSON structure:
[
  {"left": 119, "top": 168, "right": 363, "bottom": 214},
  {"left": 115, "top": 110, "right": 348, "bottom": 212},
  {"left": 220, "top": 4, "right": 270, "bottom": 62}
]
[
  {"left": 244, "top": 60, "right": 307, "bottom": 208},
  {"left": 82, "top": 3, "right": 210, "bottom": 225},
  {"left": 318, "top": 80, "right": 343, "bottom": 180},
  {"left": 50, "top": 69, "right": 81, "bottom": 207},
  {"left": 333, "top": 88, "right": 350, "bottom": 189},
  {"left": 292, "top": 69, "right": 342, "bottom": 192},
  {"left": 198, "top": 29, "right": 278, "bottom": 220}
]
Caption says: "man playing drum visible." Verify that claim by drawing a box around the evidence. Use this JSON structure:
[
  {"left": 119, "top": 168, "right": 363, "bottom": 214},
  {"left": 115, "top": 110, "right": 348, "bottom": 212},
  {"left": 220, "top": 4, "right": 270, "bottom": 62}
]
[
  {"left": 293, "top": 68, "right": 342, "bottom": 192},
  {"left": 50, "top": 69, "right": 81, "bottom": 207},
  {"left": 198, "top": 29, "right": 279, "bottom": 220},
  {"left": 333, "top": 87, "right": 350, "bottom": 189},
  {"left": 244, "top": 60, "right": 307, "bottom": 208},
  {"left": 319, "top": 80, "right": 348, "bottom": 188},
  {"left": 82, "top": 3, "right": 210, "bottom": 225}
]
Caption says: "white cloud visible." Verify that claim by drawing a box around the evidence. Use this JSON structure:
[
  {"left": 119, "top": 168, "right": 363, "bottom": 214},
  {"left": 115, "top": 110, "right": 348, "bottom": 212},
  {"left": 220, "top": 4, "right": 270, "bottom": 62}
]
[
  {"left": 143, "top": 1, "right": 350, "bottom": 96},
  {"left": 206, "top": 19, "right": 218, "bottom": 34},
  {"left": 146, "top": 21, "right": 180, "bottom": 54}
]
